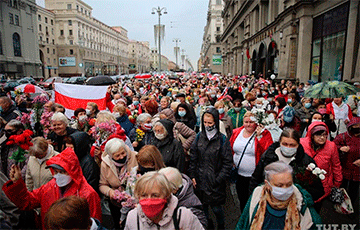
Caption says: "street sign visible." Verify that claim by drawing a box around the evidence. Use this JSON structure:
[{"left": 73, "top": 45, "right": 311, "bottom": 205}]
[{"left": 213, "top": 55, "right": 222, "bottom": 65}]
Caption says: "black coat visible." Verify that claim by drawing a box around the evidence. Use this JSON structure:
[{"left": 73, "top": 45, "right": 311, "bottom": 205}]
[
  {"left": 70, "top": 131, "right": 100, "bottom": 194},
  {"left": 153, "top": 119, "right": 185, "bottom": 173},
  {"left": 1, "top": 105, "right": 20, "bottom": 122},
  {"left": 249, "top": 142, "right": 325, "bottom": 202},
  {"left": 48, "top": 127, "right": 78, "bottom": 152},
  {"left": 128, "top": 127, "right": 154, "bottom": 152},
  {"left": 189, "top": 108, "right": 233, "bottom": 205}
]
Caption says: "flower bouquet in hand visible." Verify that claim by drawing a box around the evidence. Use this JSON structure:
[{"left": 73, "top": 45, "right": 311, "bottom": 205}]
[
  {"left": 32, "top": 95, "right": 49, "bottom": 123},
  {"left": 128, "top": 110, "right": 139, "bottom": 125},
  {"left": 90, "top": 120, "right": 117, "bottom": 147},
  {"left": 250, "top": 107, "right": 274, "bottom": 126},
  {"left": 17, "top": 113, "right": 32, "bottom": 130},
  {"left": 40, "top": 111, "right": 54, "bottom": 138},
  {"left": 113, "top": 189, "right": 136, "bottom": 223},
  {"left": 6, "top": 130, "right": 33, "bottom": 163},
  {"left": 294, "top": 163, "right": 326, "bottom": 187}
]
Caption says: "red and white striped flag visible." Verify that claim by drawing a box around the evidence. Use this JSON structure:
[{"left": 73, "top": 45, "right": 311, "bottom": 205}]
[
  {"left": 123, "top": 84, "right": 131, "bottom": 93},
  {"left": 54, "top": 83, "right": 108, "bottom": 118}
]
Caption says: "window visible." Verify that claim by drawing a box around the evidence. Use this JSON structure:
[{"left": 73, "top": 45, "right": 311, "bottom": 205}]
[
  {"left": 85, "top": 10, "right": 87, "bottom": 15},
  {"left": 47, "top": 48, "right": 49, "bottom": 53},
  {"left": 39, "top": 24, "right": 42, "bottom": 31},
  {"left": 51, "top": 28, "right": 54, "bottom": 35},
  {"left": 46, "top": 38, "right": 49, "bottom": 43},
  {"left": 68, "top": 20, "right": 72, "bottom": 26},
  {"left": 13, "top": 33, "right": 21, "bottom": 57},
  {"left": 54, "top": 59, "right": 56, "bottom": 64},
  {"left": 216, "top": 27, "right": 220, "bottom": 32},
  {"left": 51, "top": 19, "right": 53, "bottom": 25},
  {"left": 76, "top": 5, "right": 79, "bottom": 11},
  {"left": 0, "top": 33, "right": 2, "bottom": 55},
  {"left": 53, "top": 49, "right": 55, "bottom": 54},
  {"left": 81, "top": 8, "right": 83, "bottom": 13},
  {"left": 39, "top": 36, "right": 42, "bottom": 41},
  {"left": 52, "top": 39, "right": 55, "bottom": 44},
  {"left": 216, "top": 35, "right": 221, "bottom": 43},
  {"left": 45, "top": 17, "right": 48, "bottom": 23},
  {"left": 216, "top": 47, "right": 221, "bottom": 53},
  {"left": 67, "top": 4, "right": 71, "bottom": 9},
  {"left": 69, "top": 30, "right": 73, "bottom": 36},
  {"left": 46, "top": 27, "right": 48, "bottom": 34},
  {"left": 38, "top": 15, "right": 41, "bottom": 21},
  {"left": 15, "top": 15, "right": 19, "bottom": 26},
  {"left": 60, "top": 30, "right": 64, "bottom": 36},
  {"left": 216, "top": 0, "right": 222, "bottom": 5},
  {"left": 69, "top": 40, "right": 73, "bottom": 45},
  {"left": 70, "top": 49, "right": 74, "bottom": 55},
  {"left": 9, "top": 13, "right": 14, "bottom": 24}
]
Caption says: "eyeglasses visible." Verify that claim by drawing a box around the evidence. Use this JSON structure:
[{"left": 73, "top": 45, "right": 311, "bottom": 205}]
[{"left": 314, "top": 132, "right": 327, "bottom": 138}]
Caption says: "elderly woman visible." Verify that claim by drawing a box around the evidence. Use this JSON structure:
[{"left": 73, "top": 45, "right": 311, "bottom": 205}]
[
  {"left": 229, "top": 111, "right": 273, "bottom": 211},
  {"left": 26, "top": 137, "right": 59, "bottom": 191},
  {"left": 250, "top": 128, "right": 324, "bottom": 202},
  {"left": 159, "top": 96, "right": 170, "bottom": 112},
  {"left": 237, "top": 161, "right": 321, "bottom": 230},
  {"left": 153, "top": 119, "right": 185, "bottom": 173},
  {"left": 125, "top": 172, "right": 204, "bottom": 230},
  {"left": 159, "top": 167, "right": 207, "bottom": 228},
  {"left": 99, "top": 138, "right": 138, "bottom": 229},
  {"left": 47, "top": 112, "right": 77, "bottom": 152},
  {"left": 129, "top": 113, "right": 155, "bottom": 152},
  {"left": 300, "top": 122, "right": 342, "bottom": 202},
  {"left": 214, "top": 101, "right": 233, "bottom": 138}
]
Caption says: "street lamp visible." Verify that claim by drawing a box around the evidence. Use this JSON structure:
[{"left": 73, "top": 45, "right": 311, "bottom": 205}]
[
  {"left": 173, "top": 38, "right": 181, "bottom": 71},
  {"left": 152, "top": 6, "right": 167, "bottom": 72}
]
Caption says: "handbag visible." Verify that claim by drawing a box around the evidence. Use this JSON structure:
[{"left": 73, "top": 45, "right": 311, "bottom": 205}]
[
  {"left": 230, "top": 133, "right": 256, "bottom": 183},
  {"left": 331, "top": 188, "right": 354, "bottom": 214},
  {"left": 174, "top": 126, "right": 190, "bottom": 156}
]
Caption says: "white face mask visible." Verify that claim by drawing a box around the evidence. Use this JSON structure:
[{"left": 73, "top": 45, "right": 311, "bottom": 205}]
[
  {"left": 85, "top": 109, "right": 91, "bottom": 115},
  {"left": 53, "top": 173, "right": 72, "bottom": 187},
  {"left": 113, "top": 112, "right": 120, "bottom": 118},
  {"left": 280, "top": 145, "right": 297, "bottom": 157},
  {"left": 269, "top": 182, "right": 294, "bottom": 201},
  {"left": 79, "top": 115, "right": 87, "bottom": 122},
  {"left": 155, "top": 133, "right": 166, "bottom": 140},
  {"left": 312, "top": 119, "right": 322, "bottom": 123}
]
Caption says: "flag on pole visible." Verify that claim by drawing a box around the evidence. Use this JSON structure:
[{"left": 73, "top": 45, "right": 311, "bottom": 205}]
[{"left": 54, "top": 83, "right": 108, "bottom": 118}]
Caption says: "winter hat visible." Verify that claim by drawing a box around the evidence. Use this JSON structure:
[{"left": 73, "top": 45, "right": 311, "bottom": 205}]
[
  {"left": 347, "top": 117, "right": 360, "bottom": 129},
  {"left": 282, "top": 106, "right": 295, "bottom": 123},
  {"left": 311, "top": 125, "right": 327, "bottom": 135}
]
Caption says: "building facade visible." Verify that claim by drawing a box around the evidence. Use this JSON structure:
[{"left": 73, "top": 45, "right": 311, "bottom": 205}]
[
  {"left": 221, "top": 0, "right": 360, "bottom": 83},
  {"left": 128, "top": 40, "right": 150, "bottom": 73},
  {"left": 150, "top": 48, "right": 169, "bottom": 71},
  {"left": 0, "top": 0, "right": 42, "bottom": 78},
  {"left": 44, "top": 0, "right": 129, "bottom": 77},
  {"left": 37, "top": 5, "right": 58, "bottom": 79},
  {"left": 200, "top": 0, "right": 224, "bottom": 73}
]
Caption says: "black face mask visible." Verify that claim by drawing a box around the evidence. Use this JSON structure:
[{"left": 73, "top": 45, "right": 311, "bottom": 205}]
[
  {"left": 113, "top": 155, "right": 127, "bottom": 164},
  {"left": 4, "top": 130, "right": 16, "bottom": 139},
  {"left": 138, "top": 164, "right": 155, "bottom": 175},
  {"left": 349, "top": 127, "right": 360, "bottom": 134}
]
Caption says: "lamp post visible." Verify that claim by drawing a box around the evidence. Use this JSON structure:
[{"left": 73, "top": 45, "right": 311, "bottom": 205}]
[
  {"left": 173, "top": 38, "right": 180, "bottom": 71},
  {"left": 152, "top": 7, "right": 167, "bottom": 72}
]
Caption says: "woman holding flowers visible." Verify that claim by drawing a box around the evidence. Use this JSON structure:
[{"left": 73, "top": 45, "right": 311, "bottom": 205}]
[
  {"left": 99, "top": 138, "right": 137, "bottom": 229},
  {"left": 129, "top": 113, "right": 154, "bottom": 152},
  {"left": 229, "top": 111, "right": 273, "bottom": 211}
]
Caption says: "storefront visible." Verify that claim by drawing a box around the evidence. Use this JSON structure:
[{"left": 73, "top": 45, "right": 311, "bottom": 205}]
[{"left": 310, "top": 2, "right": 349, "bottom": 82}]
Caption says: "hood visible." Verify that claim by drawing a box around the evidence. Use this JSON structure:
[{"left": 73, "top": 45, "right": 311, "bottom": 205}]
[
  {"left": 156, "top": 119, "right": 175, "bottom": 139},
  {"left": 201, "top": 107, "right": 220, "bottom": 134},
  {"left": 70, "top": 131, "right": 91, "bottom": 160},
  {"left": 46, "top": 147, "right": 84, "bottom": 186},
  {"left": 347, "top": 117, "right": 360, "bottom": 129},
  {"left": 177, "top": 174, "right": 202, "bottom": 207},
  {"left": 305, "top": 121, "right": 329, "bottom": 138},
  {"left": 159, "top": 108, "right": 176, "bottom": 123}
]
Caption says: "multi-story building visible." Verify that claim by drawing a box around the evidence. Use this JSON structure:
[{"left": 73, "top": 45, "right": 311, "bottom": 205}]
[
  {"left": 0, "top": 0, "right": 42, "bottom": 78},
  {"left": 150, "top": 48, "right": 169, "bottom": 71},
  {"left": 44, "top": 0, "right": 129, "bottom": 77},
  {"left": 200, "top": 0, "right": 224, "bottom": 74},
  {"left": 37, "top": 5, "right": 58, "bottom": 79},
  {"left": 221, "top": 0, "right": 360, "bottom": 83},
  {"left": 128, "top": 40, "right": 150, "bottom": 73}
]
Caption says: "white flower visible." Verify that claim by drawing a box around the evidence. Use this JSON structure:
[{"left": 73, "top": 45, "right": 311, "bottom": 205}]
[
  {"left": 267, "top": 113, "right": 275, "bottom": 122},
  {"left": 313, "top": 167, "right": 321, "bottom": 175},
  {"left": 250, "top": 116, "right": 257, "bottom": 122},
  {"left": 319, "top": 174, "right": 325, "bottom": 180},
  {"left": 308, "top": 163, "right": 316, "bottom": 170},
  {"left": 321, "top": 169, "right": 327, "bottom": 175}
]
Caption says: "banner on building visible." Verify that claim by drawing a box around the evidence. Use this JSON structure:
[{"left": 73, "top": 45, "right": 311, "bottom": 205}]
[
  {"left": 213, "top": 55, "right": 222, "bottom": 65},
  {"left": 59, "top": 57, "right": 76, "bottom": 67},
  {"left": 54, "top": 83, "right": 108, "bottom": 118}
]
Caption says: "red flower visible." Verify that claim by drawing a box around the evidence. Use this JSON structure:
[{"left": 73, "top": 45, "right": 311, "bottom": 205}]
[{"left": 5, "top": 129, "right": 34, "bottom": 150}]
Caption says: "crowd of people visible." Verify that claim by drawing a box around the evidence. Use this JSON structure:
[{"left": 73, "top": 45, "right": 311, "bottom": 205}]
[{"left": 0, "top": 73, "right": 358, "bottom": 229}]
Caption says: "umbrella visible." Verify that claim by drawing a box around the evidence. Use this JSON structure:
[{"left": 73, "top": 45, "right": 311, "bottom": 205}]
[
  {"left": 135, "top": 74, "right": 152, "bottom": 79},
  {"left": 15, "top": 84, "right": 45, "bottom": 94},
  {"left": 304, "top": 81, "right": 359, "bottom": 99},
  {"left": 86, "top": 75, "right": 116, "bottom": 85}
]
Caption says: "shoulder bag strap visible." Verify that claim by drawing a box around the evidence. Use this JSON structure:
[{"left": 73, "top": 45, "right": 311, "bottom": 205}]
[
  {"left": 236, "top": 133, "right": 256, "bottom": 168},
  {"left": 173, "top": 206, "right": 181, "bottom": 230}
]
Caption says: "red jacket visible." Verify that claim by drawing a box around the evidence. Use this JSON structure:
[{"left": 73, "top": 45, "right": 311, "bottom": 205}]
[
  {"left": 2, "top": 148, "right": 102, "bottom": 228},
  {"left": 229, "top": 126, "right": 273, "bottom": 165},
  {"left": 300, "top": 121, "right": 343, "bottom": 201},
  {"left": 326, "top": 102, "right": 353, "bottom": 121}
]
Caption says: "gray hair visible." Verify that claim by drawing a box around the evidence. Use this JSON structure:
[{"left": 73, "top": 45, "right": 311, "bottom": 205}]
[
  {"left": 264, "top": 161, "right": 293, "bottom": 182},
  {"left": 136, "top": 113, "right": 152, "bottom": 126},
  {"left": 7, "top": 119, "right": 24, "bottom": 131},
  {"left": 153, "top": 121, "right": 168, "bottom": 136},
  {"left": 104, "top": 138, "right": 127, "bottom": 158},
  {"left": 158, "top": 167, "right": 183, "bottom": 190},
  {"left": 51, "top": 112, "right": 69, "bottom": 125}
]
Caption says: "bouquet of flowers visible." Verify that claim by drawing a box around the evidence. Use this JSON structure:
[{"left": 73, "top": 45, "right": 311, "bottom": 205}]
[
  {"left": 17, "top": 112, "right": 32, "bottom": 130},
  {"left": 90, "top": 120, "right": 117, "bottom": 146},
  {"left": 113, "top": 188, "right": 137, "bottom": 223},
  {"left": 250, "top": 107, "right": 274, "bottom": 126},
  {"left": 6, "top": 130, "right": 33, "bottom": 163},
  {"left": 32, "top": 94, "right": 49, "bottom": 123},
  {"left": 40, "top": 111, "right": 54, "bottom": 138},
  {"left": 128, "top": 110, "right": 139, "bottom": 125},
  {"left": 135, "top": 128, "right": 145, "bottom": 143},
  {"left": 78, "top": 117, "right": 96, "bottom": 133},
  {"left": 294, "top": 163, "right": 326, "bottom": 187}
]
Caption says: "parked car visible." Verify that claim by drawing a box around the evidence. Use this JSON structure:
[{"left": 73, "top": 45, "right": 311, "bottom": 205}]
[
  {"left": 4, "top": 80, "right": 20, "bottom": 91},
  {"left": 38, "top": 77, "right": 62, "bottom": 89},
  {"left": 67, "top": 76, "right": 86, "bottom": 84},
  {"left": 18, "top": 77, "right": 37, "bottom": 85},
  {"left": 62, "top": 77, "right": 70, "bottom": 83}
]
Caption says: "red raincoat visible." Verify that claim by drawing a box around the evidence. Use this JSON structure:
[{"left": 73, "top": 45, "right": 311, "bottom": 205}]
[{"left": 2, "top": 148, "right": 102, "bottom": 228}]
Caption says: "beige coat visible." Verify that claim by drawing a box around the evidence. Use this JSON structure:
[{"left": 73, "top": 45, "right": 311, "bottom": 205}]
[
  {"left": 99, "top": 146, "right": 138, "bottom": 197},
  {"left": 25, "top": 145, "right": 59, "bottom": 191}
]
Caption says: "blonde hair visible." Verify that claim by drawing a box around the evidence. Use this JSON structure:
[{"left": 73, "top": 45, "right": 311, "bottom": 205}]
[
  {"left": 29, "top": 137, "right": 49, "bottom": 156},
  {"left": 158, "top": 167, "right": 183, "bottom": 191},
  {"left": 134, "top": 171, "right": 172, "bottom": 199},
  {"left": 214, "top": 101, "right": 224, "bottom": 109},
  {"left": 243, "top": 111, "right": 254, "bottom": 119},
  {"left": 114, "top": 104, "right": 126, "bottom": 115},
  {"left": 96, "top": 111, "right": 115, "bottom": 124},
  {"left": 87, "top": 102, "right": 98, "bottom": 111},
  {"left": 170, "top": 102, "right": 180, "bottom": 111}
]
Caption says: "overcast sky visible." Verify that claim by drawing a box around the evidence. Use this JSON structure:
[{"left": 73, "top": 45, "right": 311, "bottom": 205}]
[{"left": 36, "top": 0, "right": 209, "bottom": 70}]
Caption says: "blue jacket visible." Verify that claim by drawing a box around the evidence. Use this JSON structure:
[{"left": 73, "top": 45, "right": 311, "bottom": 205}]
[{"left": 116, "top": 115, "right": 134, "bottom": 136}]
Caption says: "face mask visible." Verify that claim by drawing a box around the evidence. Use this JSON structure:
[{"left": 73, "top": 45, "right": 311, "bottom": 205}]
[
  {"left": 85, "top": 109, "right": 91, "bottom": 115},
  {"left": 205, "top": 125, "right": 216, "bottom": 132},
  {"left": 304, "top": 103, "right": 312, "bottom": 109},
  {"left": 78, "top": 115, "right": 87, "bottom": 122},
  {"left": 138, "top": 164, "right": 155, "bottom": 175},
  {"left": 350, "top": 127, "right": 360, "bottom": 134},
  {"left": 112, "top": 156, "right": 127, "bottom": 167},
  {"left": 155, "top": 133, "right": 166, "bottom": 140},
  {"left": 282, "top": 90, "right": 288, "bottom": 95},
  {"left": 143, "top": 123, "right": 152, "bottom": 131},
  {"left": 139, "top": 198, "right": 167, "bottom": 219},
  {"left": 218, "top": 108, "right": 224, "bottom": 114},
  {"left": 211, "top": 94, "right": 216, "bottom": 98},
  {"left": 280, "top": 145, "right": 297, "bottom": 157},
  {"left": 176, "top": 99, "right": 181, "bottom": 103},
  {"left": 133, "top": 101, "right": 139, "bottom": 106},
  {"left": 287, "top": 99, "right": 292, "bottom": 103},
  {"left": 4, "top": 130, "right": 16, "bottom": 139},
  {"left": 113, "top": 112, "right": 120, "bottom": 118},
  {"left": 178, "top": 111, "right": 186, "bottom": 117},
  {"left": 269, "top": 183, "right": 294, "bottom": 201},
  {"left": 53, "top": 173, "right": 72, "bottom": 187},
  {"left": 268, "top": 98, "right": 273, "bottom": 102},
  {"left": 234, "top": 107, "right": 241, "bottom": 112},
  {"left": 262, "top": 93, "right": 267, "bottom": 96},
  {"left": 312, "top": 119, "right": 322, "bottom": 123},
  {"left": 318, "top": 108, "right": 326, "bottom": 115}
]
